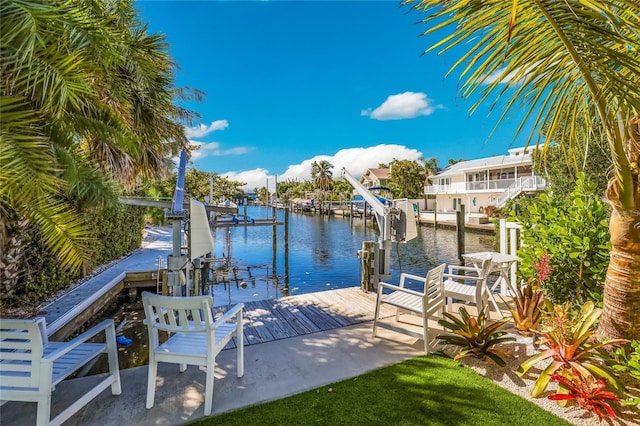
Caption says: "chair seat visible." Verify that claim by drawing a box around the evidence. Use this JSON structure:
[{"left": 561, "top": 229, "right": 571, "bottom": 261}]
[
  {"left": 156, "top": 324, "right": 236, "bottom": 358},
  {"left": 0, "top": 342, "right": 107, "bottom": 392},
  {"left": 382, "top": 291, "right": 424, "bottom": 314},
  {"left": 443, "top": 280, "right": 478, "bottom": 300},
  {"left": 47, "top": 342, "right": 106, "bottom": 387}
]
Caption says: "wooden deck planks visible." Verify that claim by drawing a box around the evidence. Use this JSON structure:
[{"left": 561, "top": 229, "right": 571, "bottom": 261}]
[{"left": 212, "top": 286, "right": 393, "bottom": 348}]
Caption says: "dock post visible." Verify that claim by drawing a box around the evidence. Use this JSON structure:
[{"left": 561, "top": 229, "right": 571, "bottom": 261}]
[
  {"left": 272, "top": 206, "right": 277, "bottom": 280},
  {"left": 350, "top": 201, "right": 354, "bottom": 224},
  {"left": 456, "top": 204, "right": 465, "bottom": 263},
  {"left": 284, "top": 207, "right": 289, "bottom": 293},
  {"left": 434, "top": 200, "right": 438, "bottom": 229}
]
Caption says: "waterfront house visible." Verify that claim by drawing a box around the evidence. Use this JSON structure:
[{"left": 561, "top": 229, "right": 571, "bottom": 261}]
[
  {"left": 360, "top": 168, "right": 391, "bottom": 189},
  {"left": 422, "top": 147, "right": 548, "bottom": 223}
]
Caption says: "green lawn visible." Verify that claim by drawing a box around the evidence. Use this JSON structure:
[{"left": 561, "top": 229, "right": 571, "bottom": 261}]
[{"left": 190, "top": 355, "right": 570, "bottom": 426}]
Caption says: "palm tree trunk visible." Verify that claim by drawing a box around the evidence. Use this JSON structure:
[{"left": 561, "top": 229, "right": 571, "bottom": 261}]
[
  {"left": 599, "top": 208, "right": 640, "bottom": 340},
  {"left": 599, "top": 119, "right": 640, "bottom": 341}
]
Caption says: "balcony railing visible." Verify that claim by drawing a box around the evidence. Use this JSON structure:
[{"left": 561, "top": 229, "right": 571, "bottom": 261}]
[{"left": 425, "top": 178, "right": 517, "bottom": 194}]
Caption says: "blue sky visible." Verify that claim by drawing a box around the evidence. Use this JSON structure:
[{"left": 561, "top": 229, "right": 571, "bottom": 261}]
[{"left": 137, "top": 1, "right": 529, "bottom": 190}]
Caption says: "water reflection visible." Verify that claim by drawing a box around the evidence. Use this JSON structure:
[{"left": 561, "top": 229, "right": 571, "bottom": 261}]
[{"left": 207, "top": 206, "right": 495, "bottom": 306}]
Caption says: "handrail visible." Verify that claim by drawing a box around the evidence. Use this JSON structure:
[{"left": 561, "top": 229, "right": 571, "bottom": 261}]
[{"left": 495, "top": 176, "right": 548, "bottom": 207}]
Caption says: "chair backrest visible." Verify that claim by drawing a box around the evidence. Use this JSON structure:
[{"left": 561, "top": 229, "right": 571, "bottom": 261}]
[
  {"left": 0, "top": 317, "right": 47, "bottom": 389},
  {"left": 141, "top": 292, "right": 215, "bottom": 347},
  {"left": 424, "top": 263, "right": 446, "bottom": 302}
]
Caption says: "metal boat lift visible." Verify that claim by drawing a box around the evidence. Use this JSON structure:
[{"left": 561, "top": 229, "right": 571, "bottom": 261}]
[{"left": 341, "top": 168, "right": 417, "bottom": 290}]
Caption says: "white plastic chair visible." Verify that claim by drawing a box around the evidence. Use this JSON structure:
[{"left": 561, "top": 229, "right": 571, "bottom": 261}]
[
  {"left": 443, "top": 255, "right": 497, "bottom": 317},
  {"left": 372, "top": 263, "right": 446, "bottom": 354},
  {"left": 0, "top": 317, "right": 121, "bottom": 426},
  {"left": 141, "top": 292, "right": 244, "bottom": 416}
]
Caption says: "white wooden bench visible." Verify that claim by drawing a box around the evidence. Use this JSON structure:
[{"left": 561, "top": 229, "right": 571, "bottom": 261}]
[{"left": 0, "top": 317, "right": 121, "bottom": 426}]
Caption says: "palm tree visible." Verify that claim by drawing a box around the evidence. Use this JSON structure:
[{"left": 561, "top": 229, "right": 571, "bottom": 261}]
[
  {"left": 311, "top": 160, "right": 334, "bottom": 213},
  {"left": 1, "top": 0, "right": 198, "bottom": 272},
  {"left": 406, "top": 1, "right": 640, "bottom": 340}
]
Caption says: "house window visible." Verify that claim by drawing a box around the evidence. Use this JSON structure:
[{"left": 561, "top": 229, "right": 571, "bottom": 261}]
[{"left": 453, "top": 198, "right": 462, "bottom": 210}]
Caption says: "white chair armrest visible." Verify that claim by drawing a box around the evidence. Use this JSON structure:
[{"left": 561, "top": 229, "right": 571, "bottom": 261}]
[
  {"left": 447, "top": 265, "right": 482, "bottom": 273},
  {"left": 378, "top": 282, "right": 425, "bottom": 298},
  {"left": 211, "top": 303, "right": 244, "bottom": 329},
  {"left": 398, "top": 273, "right": 426, "bottom": 288},
  {"left": 43, "top": 319, "right": 114, "bottom": 362}
]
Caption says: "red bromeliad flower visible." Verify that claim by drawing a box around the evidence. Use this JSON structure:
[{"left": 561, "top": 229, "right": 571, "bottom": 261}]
[
  {"left": 548, "top": 372, "right": 621, "bottom": 421},
  {"left": 533, "top": 251, "right": 553, "bottom": 289}
]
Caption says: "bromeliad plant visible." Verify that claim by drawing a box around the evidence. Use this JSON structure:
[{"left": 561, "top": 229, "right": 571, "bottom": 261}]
[
  {"left": 509, "top": 252, "right": 551, "bottom": 335},
  {"left": 436, "top": 306, "right": 515, "bottom": 367},
  {"left": 517, "top": 301, "right": 629, "bottom": 398},
  {"left": 548, "top": 369, "right": 621, "bottom": 421}
]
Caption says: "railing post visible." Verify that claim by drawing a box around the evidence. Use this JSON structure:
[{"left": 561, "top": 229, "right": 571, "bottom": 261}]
[{"left": 499, "top": 218, "right": 507, "bottom": 254}]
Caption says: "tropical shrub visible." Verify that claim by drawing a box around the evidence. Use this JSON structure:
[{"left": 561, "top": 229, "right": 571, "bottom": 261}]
[
  {"left": 517, "top": 301, "right": 628, "bottom": 397},
  {"left": 515, "top": 175, "right": 611, "bottom": 305},
  {"left": 548, "top": 370, "right": 621, "bottom": 420},
  {"left": 610, "top": 340, "right": 640, "bottom": 381},
  {"left": 436, "top": 306, "right": 515, "bottom": 366}
]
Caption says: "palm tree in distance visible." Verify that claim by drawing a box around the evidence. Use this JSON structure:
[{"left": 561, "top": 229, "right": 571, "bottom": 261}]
[
  {"left": 311, "top": 160, "right": 334, "bottom": 214},
  {"left": 405, "top": 0, "right": 640, "bottom": 340}
]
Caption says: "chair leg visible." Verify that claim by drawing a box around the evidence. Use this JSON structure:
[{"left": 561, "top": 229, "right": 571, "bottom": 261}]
[
  {"left": 372, "top": 288, "right": 383, "bottom": 337},
  {"left": 179, "top": 363, "right": 187, "bottom": 373},
  {"left": 204, "top": 358, "right": 215, "bottom": 416},
  {"left": 146, "top": 358, "right": 158, "bottom": 409},
  {"left": 422, "top": 307, "right": 429, "bottom": 355},
  {"left": 35, "top": 394, "right": 51, "bottom": 426},
  {"left": 236, "top": 309, "right": 244, "bottom": 377},
  {"left": 105, "top": 322, "right": 122, "bottom": 395}
]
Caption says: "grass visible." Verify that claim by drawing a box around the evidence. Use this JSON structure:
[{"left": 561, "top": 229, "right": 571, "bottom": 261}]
[{"left": 190, "top": 355, "right": 571, "bottom": 426}]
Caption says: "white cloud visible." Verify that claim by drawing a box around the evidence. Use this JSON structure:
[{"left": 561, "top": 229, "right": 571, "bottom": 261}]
[
  {"left": 362, "top": 92, "right": 442, "bottom": 120},
  {"left": 222, "top": 168, "right": 271, "bottom": 192},
  {"left": 185, "top": 120, "right": 229, "bottom": 138},
  {"left": 185, "top": 120, "right": 251, "bottom": 162},
  {"left": 222, "top": 144, "right": 424, "bottom": 190},
  {"left": 190, "top": 141, "right": 250, "bottom": 160}
]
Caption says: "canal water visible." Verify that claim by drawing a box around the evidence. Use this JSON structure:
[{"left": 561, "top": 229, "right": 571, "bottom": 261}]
[{"left": 207, "top": 205, "right": 495, "bottom": 306}]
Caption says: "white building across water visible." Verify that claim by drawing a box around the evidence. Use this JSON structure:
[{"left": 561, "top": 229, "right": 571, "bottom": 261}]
[{"left": 422, "top": 147, "right": 548, "bottom": 223}]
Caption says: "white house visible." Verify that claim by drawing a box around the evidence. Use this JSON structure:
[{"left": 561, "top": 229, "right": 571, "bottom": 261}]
[{"left": 423, "top": 147, "right": 548, "bottom": 222}]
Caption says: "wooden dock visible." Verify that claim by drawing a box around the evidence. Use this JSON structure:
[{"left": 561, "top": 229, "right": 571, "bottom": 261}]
[{"left": 212, "top": 287, "right": 395, "bottom": 349}]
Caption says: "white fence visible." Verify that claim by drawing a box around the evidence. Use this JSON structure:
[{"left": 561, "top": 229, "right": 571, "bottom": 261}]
[{"left": 499, "top": 218, "right": 522, "bottom": 294}]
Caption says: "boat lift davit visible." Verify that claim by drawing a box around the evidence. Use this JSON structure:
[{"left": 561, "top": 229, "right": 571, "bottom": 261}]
[{"left": 341, "top": 168, "right": 418, "bottom": 290}]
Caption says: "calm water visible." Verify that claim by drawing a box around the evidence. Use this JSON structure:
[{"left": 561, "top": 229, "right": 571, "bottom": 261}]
[{"left": 207, "top": 206, "right": 495, "bottom": 306}]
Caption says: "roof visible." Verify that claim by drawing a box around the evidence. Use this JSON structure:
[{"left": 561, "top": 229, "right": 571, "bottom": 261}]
[
  {"left": 365, "top": 168, "right": 390, "bottom": 180},
  {"left": 434, "top": 149, "right": 533, "bottom": 178}
]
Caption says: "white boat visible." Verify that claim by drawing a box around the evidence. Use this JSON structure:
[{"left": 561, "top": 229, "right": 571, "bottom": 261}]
[{"left": 218, "top": 199, "right": 238, "bottom": 209}]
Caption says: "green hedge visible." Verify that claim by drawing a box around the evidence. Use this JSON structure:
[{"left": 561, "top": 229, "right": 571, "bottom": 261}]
[{"left": 2, "top": 204, "right": 146, "bottom": 307}]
